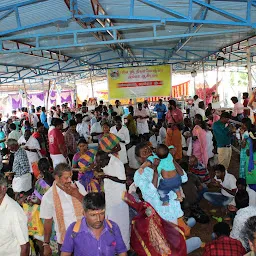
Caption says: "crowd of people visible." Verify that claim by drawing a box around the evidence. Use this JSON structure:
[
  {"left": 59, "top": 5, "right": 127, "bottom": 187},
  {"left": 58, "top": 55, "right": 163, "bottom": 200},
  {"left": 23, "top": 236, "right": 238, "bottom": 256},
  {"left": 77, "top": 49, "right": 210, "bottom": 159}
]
[{"left": 1, "top": 94, "right": 256, "bottom": 256}]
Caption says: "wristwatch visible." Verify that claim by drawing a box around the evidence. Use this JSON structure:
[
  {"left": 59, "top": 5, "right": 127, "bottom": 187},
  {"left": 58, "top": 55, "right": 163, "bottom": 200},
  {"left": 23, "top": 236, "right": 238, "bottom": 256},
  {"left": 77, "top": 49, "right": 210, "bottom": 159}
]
[{"left": 43, "top": 242, "right": 50, "bottom": 246}]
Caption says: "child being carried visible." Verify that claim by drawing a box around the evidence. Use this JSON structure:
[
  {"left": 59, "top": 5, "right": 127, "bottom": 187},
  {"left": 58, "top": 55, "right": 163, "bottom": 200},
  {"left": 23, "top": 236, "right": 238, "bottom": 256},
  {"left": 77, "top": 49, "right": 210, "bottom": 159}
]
[{"left": 138, "top": 144, "right": 183, "bottom": 205}]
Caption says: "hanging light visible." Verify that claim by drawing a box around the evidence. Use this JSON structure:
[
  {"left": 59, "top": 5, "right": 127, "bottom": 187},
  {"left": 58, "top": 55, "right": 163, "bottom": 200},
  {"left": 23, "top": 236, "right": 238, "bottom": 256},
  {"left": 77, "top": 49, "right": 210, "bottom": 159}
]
[
  {"left": 216, "top": 57, "right": 225, "bottom": 67},
  {"left": 191, "top": 70, "right": 197, "bottom": 77}
]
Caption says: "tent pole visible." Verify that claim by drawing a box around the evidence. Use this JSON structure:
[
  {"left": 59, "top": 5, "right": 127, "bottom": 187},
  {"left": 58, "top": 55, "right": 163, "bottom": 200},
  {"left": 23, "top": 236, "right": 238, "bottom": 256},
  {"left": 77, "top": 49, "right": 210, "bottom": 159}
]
[
  {"left": 202, "top": 62, "right": 206, "bottom": 104},
  {"left": 90, "top": 69, "right": 94, "bottom": 98},
  {"left": 46, "top": 80, "right": 51, "bottom": 111},
  {"left": 193, "top": 77, "right": 196, "bottom": 95},
  {"left": 74, "top": 78, "right": 77, "bottom": 108},
  {"left": 216, "top": 66, "right": 219, "bottom": 94},
  {"left": 247, "top": 47, "right": 252, "bottom": 93}
]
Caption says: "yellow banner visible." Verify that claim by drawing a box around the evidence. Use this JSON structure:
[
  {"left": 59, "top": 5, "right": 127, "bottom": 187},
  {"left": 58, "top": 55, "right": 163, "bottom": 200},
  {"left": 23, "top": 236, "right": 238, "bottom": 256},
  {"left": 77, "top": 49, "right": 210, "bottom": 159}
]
[{"left": 108, "top": 65, "right": 171, "bottom": 99}]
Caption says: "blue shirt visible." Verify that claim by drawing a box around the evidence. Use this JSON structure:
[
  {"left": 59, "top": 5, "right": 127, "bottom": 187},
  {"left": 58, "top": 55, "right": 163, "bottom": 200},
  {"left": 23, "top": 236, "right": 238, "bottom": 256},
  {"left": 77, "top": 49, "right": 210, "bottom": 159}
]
[
  {"left": 154, "top": 104, "right": 167, "bottom": 119},
  {"left": 61, "top": 217, "right": 127, "bottom": 256},
  {"left": 213, "top": 120, "right": 232, "bottom": 148},
  {"left": 40, "top": 112, "right": 49, "bottom": 129},
  {"left": 134, "top": 167, "right": 187, "bottom": 222}
]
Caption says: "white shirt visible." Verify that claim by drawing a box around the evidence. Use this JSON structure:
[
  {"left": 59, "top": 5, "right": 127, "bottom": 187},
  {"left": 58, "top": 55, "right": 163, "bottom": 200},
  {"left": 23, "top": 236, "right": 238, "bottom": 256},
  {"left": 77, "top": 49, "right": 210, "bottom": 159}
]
[
  {"left": 103, "top": 155, "right": 127, "bottom": 208},
  {"left": 0, "top": 194, "right": 28, "bottom": 256},
  {"left": 149, "top": 134, "right": 161, "bottom": 148},
  {"left": 102, "top": 155, "right": 130, "bottom": 249},
  {"left": 194, "top": 98, "right": 203, "bottom": 111},
  {"left": 127, "top": 145, "right": 140, "bottom": 169},
  {"left": 159, "top": 127, "right": 166, "bottom": 143},
  {"left": 230, "top": 206, "right": 256, "bottom": 248},
  {"left": 247, "top": 186, "right": 256, "bottom": 206},
  {"left": 144, "top": 107, "right": 150, "bottom": 121},
  {"left": 30, "top": 113, "right": 39, "bottom": 128},
  {"left": 90, "top": 116, "right": 97, "bottom": 127},
  {"left": 110, "top": 125, "right": 130, "bottom": 164},
  {"left": 63, "top": 121, "right": 68, "bottom": 130},
  {"left": 47, "top": 115, "right": 52, "bottom": 127},
  {"left": 8, "top": 130, "right": 21, "bottom": 141},
  {"left": 206, "top": 131, "right": 214, "bottom": 159},
  {"left": 214, "top": 172, "right": 237, "bottom": 198},
  {"left": 40, "top": 181, "right": 87, "bottom": 244},
  {"left": 18, "top": 136, "right": 41, "bottom": 172},
  {"left": 53, "top": 111, "right": 59, "bottom": 118},
  {"left": 196, "top": 108, "right": 206, "bottom": 120},
  {"left": 134, "top": 108, "right": 148, "bottom": 124},
  {"left": 76, "top": 122, "right": 90, "bottom": 141},
  {"left": 113, "top": 106, "right": 124, "bottom": 116},
  {"left": 134, "top": 108, "right": 149, "bottom": 134},
  {"left": 90, "top": 121, "right": 102, "bottom": 141},
  {"left": 110, "top": 126, "right": 130, "bottom": 145}
]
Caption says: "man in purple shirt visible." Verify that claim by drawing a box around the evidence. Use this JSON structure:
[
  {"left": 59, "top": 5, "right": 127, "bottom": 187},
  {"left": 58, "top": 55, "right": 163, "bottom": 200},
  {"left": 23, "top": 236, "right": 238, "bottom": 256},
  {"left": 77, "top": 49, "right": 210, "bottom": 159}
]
[{"left": 61, "top": 192, "right": 127, "bottom": 256}]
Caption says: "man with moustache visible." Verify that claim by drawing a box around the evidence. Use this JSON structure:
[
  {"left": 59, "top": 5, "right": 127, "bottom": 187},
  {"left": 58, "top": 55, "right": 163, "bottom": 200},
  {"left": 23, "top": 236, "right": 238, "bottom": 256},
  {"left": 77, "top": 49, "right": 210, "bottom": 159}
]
[
  {"left": 60, "top": 192, "right": 127, "bottom": 256},
  {"left": 40, "top": 163, "right": 87, "bottom": 256}
]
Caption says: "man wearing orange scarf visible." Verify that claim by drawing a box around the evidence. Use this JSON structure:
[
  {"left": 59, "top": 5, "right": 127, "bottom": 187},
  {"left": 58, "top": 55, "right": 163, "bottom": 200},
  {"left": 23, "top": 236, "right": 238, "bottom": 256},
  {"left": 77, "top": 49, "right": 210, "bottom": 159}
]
[{"left": 40, "top": 163, "right": 87, "bottom": 256}]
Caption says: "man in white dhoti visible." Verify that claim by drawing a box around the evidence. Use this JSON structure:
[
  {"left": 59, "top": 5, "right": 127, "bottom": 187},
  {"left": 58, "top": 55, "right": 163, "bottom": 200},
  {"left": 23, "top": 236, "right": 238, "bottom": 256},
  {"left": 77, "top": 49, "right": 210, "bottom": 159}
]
[
  {"left": 96, "top": 151, "right": 130, "bottom": 250},
  {"left": 7, "top": 139, "right": 32, "bottom": 193},
  {"left": 134, "top": 103, "right": 149, "bottom": 135},
  {"left": 18, "top": 130, "right": 41, "bottom": 174}
]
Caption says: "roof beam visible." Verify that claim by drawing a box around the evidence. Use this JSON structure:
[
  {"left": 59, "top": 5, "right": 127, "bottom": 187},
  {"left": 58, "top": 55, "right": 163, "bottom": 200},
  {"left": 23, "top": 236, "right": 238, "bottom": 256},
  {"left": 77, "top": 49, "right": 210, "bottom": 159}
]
[
  {"left": 0, "top": 9, "right": 13, "bottom": 22},
  {"left": 0, "top": 1, "right": 254, "bottom": 37},
  {"left": 222, "top": 35, "right": 256, "bottom": 54},
  {"left": 0, "top": 0, "right": 48, "bottom": 12},
  {"left": 192, "top": 0, "right": 247, "bottom": 23},
  {"left": 90, "top": 0, "right": 136, "bottom": 61},
  {"left": 64, "top": 0, "right": 132, "bottom": 61},
  {"left": 167, "top": 0, "right": 210, "bottom": 61},
  {"left": 77, "top": 14, "right": 255, "bottom": 27},
  {"left": 0, "top": 16, "right": 71, "bottom": 36},
  {"left": 2, "top": 40, "right": 70, "bottom": 62},
  {"left": 0, "top": 25, "right": 250, "bottom": 54},
  {"left": 137, "top": 0, "right": 187, "bottom": 19}
]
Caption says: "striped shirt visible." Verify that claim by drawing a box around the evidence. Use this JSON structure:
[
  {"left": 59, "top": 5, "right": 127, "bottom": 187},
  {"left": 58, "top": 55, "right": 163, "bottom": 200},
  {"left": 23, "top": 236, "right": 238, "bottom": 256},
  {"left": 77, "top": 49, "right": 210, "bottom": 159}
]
[{"left": 190, "top": 162, "right": 210, "bottom": 184}]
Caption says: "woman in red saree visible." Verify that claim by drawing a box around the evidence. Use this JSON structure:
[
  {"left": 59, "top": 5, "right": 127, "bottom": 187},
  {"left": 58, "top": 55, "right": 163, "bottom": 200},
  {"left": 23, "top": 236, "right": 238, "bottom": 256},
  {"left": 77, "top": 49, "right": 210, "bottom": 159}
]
[
  {"left": 192, "top": 114, "right": 208, "bottom": 167},
  {"left": 123, "top": 192, "right": 187, "bottom": 256}
]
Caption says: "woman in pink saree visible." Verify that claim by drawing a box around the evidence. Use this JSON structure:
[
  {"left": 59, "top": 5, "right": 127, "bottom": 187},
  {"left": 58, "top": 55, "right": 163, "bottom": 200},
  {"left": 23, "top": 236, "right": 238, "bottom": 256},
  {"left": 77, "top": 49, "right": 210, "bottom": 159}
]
[{"left": 192, "top": 114, "right": 208, "bottom": 167}]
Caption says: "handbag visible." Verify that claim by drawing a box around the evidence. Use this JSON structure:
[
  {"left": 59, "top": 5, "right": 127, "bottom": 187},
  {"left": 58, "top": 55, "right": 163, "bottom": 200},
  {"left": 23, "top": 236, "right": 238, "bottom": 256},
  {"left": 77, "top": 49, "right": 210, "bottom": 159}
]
[
  {"left": 190, "top": 204, "right": 210, "bottom": 224},
  {"left": 170, "top": 113, "right": 184, "bottom": 131}
]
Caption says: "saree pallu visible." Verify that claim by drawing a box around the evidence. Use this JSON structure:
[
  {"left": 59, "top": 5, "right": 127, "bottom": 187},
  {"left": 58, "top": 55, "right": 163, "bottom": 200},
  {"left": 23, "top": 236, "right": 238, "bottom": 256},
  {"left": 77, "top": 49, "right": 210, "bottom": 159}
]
[
  {"left": 123, "top": 192, "right": 187, "bottom": 256},
  {"left": 192, "top": 125, "right": 208, "bottom": 167},
  {"left": 245, "top": 143, "right": 256, "bottom": 185},
  {"left": 98, "top": 133, "right": 121, "bottom": 157},
  {"left": 79, "top": 170, "right": 103, "bottom": 192},
  {"left": 240, "top": 138, "right": 249, "bottom": 179},
  {"left": 166, "top": 128, "right": 182, "bottom": 160}
]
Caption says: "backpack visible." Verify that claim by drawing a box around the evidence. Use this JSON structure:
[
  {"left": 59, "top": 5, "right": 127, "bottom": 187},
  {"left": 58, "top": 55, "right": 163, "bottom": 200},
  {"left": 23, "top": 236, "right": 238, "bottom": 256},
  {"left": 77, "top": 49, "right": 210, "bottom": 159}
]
[{"left": 71, "top": 219, "right": 114, "bottom": 238}]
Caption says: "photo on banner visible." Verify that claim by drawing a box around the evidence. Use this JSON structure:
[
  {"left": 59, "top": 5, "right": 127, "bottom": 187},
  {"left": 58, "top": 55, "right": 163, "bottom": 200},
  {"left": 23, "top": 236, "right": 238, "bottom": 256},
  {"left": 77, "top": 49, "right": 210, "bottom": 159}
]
[{"left": 107, "top": 65, "right": 171, "bottom": 99}]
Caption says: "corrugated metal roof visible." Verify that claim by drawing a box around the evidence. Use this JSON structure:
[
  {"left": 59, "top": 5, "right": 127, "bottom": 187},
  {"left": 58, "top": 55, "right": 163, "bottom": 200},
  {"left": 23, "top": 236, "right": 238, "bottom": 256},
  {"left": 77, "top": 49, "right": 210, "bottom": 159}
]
[{"left": 0, "top": 0, "right": 255, "bottom": 83}]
